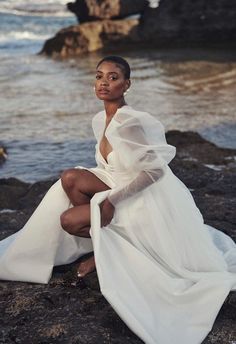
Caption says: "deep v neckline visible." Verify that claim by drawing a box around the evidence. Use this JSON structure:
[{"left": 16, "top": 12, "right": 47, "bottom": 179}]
[
  {"left": 98, "top": 147, "right": 113, "bottom": 164},
  {"left": 97, "top": 105, "right": 130, "bottom": 163},
  {"left": 99, "top": 135, "right": 113, "bottom": 164},
  {"left": 98, "top": 114, "right": 114, "bottom": 164}
]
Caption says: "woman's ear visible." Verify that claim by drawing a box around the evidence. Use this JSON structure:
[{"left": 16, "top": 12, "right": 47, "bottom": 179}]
[
  {"left": 125, "top": 79, "right": 131, "bottom": 92},
  {"left": 124, "top": 80, "right": 131, "bottom": 96}
]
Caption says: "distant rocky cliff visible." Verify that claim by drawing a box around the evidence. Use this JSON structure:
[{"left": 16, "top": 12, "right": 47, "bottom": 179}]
[{"left": 40, "top": 0, "right": 236, "bottom": 58}]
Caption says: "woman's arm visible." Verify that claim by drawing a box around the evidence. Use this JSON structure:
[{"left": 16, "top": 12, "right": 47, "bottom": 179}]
[
  {"left": 100, "top": 110, "right": 176, "bottom": 221},
  {"left": 100, "top": 167, "right": 163, "bottom": 226},
  {"left": 108, "top": 166, "right": 164, "bottom": 206}
]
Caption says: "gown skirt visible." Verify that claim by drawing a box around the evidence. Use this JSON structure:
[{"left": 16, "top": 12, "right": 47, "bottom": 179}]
[{"left": 0, "top": 107, "right": 236, "bottom": 344}]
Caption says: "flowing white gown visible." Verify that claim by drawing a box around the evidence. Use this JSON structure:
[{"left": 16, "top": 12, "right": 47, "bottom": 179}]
[{"left": 0, "top": 105, "right": 235, "bottom": 344}]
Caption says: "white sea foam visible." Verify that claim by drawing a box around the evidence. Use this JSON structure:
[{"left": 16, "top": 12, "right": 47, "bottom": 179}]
[
  {"left": 0, "top": 0, "right": 73, "bottom": 17},
  {"left": 0, "top": 209, "right": 16, "bottom": 214},
  {"left": 0, "top": 31, "right": 49, "bottom": 44}
]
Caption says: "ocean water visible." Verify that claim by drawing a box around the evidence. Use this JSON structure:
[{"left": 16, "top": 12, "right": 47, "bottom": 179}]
[{"left": 0, "top": 0, "right": 236, "bottom": 182}]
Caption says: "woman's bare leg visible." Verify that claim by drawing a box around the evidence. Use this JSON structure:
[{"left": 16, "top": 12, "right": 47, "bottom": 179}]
[
  {"left": 61, "top": 168, "right": 110, "bottom": 206},
  {"left": 60, "top": 168, "right": 110, "bottom": 277},
  {"left": 60, "top": 204, "right": 91, "bottom": 237},
  {"left": 60, "top": 168, "right": 110, "bottom": 235}
]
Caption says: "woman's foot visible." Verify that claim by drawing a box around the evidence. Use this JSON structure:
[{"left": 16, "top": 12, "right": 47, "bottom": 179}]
[{"left": 77, "top": 255, "right": 96, "bottom": 278}]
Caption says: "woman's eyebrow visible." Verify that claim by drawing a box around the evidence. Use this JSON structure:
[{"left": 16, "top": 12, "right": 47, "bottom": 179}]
[{"left": 96, "top": 70, "right": 119, "bottom": 75}]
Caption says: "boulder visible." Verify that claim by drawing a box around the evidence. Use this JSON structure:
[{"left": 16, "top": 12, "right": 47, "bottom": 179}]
[
  {"left": 0, "top": 178, "right": 55, "bottom": 210},
  {"left": 40, "top": 18, "right": 139, "bottom": 58},
  {"left": 166, "top": 130, "right": 236, "bottom": 166},
  {"left": 0, "top": 178, "right": 29, "bottom": 210},
  {"left": 67, "top": 0, "right": 148, "bottom": 22}
]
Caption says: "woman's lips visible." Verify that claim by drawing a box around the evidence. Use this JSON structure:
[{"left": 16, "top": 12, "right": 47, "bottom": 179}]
[{"left": 98, "top": 88, "right": 109, "bottom": 94}]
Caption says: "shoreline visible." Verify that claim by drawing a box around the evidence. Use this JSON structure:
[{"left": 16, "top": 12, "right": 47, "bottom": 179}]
[
  {"left": 1, "top": 129, "right": 236, "bottom": 183},
  {"left": 1, "top": 130, "right": 235, "bottom": 241}
]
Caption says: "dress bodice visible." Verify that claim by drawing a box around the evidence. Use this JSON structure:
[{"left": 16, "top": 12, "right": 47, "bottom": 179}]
[
  {"left": 95, "top": 145, "right": 137, "bottom": 188},
  {"left": 95, "top": 144, "right": 115, "bottom": 172}
]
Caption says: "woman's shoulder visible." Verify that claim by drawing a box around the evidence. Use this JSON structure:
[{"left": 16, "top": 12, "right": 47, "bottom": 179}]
[
  {"left": 93, "top": 106, "right": 156, "bottom": 122},
  {"left": 92, "top": 109, "right": 104, "bottom": 127},
  {"left": 114, "top": 105, "right": 164, "bottom": 129},
  {"left": 116, "top": 105, "right": 152, "bottom": 118},
  {"left": 93, "top": 109, "right": 104, "bottom": 120}
]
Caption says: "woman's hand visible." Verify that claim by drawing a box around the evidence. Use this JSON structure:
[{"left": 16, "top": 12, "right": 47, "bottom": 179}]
[{"left": 100, "top": 197, "right": 115, "bottom": 227}]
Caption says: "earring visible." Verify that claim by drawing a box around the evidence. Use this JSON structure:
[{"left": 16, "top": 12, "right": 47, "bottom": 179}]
[
  {"left": 124, "top": 88, "right": 130, "bottom": 96},
  {"left": 93, "top": 86, "right": 96, "bottom": 92}
]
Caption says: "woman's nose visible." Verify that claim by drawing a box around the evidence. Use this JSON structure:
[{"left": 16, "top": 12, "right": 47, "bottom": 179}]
[{"left": 100, "top": 78, "right": 109, "bottom": 86}]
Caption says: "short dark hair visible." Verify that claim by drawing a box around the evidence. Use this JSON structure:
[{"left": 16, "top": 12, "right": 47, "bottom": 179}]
[{"left": 96, "top": 56, "right": 131, "bottom": 79}]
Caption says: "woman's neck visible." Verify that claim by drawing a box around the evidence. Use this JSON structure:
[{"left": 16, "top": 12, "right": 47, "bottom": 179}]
[{"left": 104, "top": 100, "right": 127, "bottom": 121}]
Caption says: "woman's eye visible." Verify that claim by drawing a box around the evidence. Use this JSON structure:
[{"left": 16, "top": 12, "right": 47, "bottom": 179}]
[
  {"left": 109, "top": 76, "right": 118, "bottom": 80},
  {"left": 96, "top": 75, "right": 101, "bottom": 79}
]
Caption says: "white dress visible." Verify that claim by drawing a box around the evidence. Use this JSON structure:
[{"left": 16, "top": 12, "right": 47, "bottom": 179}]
[{"left": 0, "top": 105, "right": 235, "bottom": 344}]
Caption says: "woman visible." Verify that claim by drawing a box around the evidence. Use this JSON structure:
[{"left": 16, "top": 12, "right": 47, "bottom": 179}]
[
  {"left": 59, "top": 56, "right": 132, "bottom": 277},
  {"left": 0, "top": 56, "right": 235, "bottom": 344}
]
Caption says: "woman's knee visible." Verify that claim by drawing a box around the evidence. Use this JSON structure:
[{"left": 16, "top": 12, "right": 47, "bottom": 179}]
[
  {"left": 61, "top": 169, "right": 76, "bottom": 191},
  {"left": 60, "top": 211, "right": 75, "bottom": 234},
  {"left": 60, "top": 210, "right": 90, "bottom": 237},
  {"left": 61, "top": 168, "right": 84, "bottom": 192}
]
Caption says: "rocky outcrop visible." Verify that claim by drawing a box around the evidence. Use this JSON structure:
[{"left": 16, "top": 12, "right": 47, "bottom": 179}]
[
  {"left": 139, "top": 0, "right": 236, "bottom": 42},
  {"left": 0, "top": 131, "right": 235, "bottom": 343},
  {"left": 0, "top": 178, "right": 56, "bottom": 211},
  {"left": 40, "top": 0, "right": 236, "bottom": 57},
  {"left": 40, "top": 18, "right": 139, "bottom": 57},
  {"left": 67, "top": 0, "right": 148, "bottom": 22}
]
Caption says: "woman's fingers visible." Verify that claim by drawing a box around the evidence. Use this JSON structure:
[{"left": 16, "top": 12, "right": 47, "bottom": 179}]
[{"left": 100, "top": 198, "right": 115, "bottom": 227}]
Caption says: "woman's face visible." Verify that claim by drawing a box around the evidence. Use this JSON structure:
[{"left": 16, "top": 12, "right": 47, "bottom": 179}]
[{"left": 94, "top": 61, "right": 130, "bottom": 101}]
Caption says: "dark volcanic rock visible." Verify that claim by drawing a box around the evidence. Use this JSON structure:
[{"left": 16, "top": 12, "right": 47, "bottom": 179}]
[
  {"left": 140, "top": 0, "right": 236, "bottom": 43},
  {"left": 0, "top": 131, "right": 235, "bottom": 343},
  {"left": 0, "top": 178, "right": 30, "bottom": 210},
  {"left": 0, "top": 178, "right": 55, "bottom": 210},
  {"left": 167, "top": 130, "right": 236, "bottom": 172},
  {"left": 167, "top": 131, "right": 236, "bottom": 239}
]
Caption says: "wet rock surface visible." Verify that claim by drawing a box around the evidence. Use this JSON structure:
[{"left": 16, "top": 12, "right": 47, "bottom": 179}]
[{"left": 0, "top": 131, "right": 235, "bottom": 343}]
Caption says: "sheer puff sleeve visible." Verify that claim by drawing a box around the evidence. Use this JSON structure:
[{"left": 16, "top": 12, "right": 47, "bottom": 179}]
[{"left": 105, "top": 108, "right": 176, "bottom": 206}]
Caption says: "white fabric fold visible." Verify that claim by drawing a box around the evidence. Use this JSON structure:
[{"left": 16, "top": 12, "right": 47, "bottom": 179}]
[{"left": 103, "top": 109, "right": 175, "bottom": 205}]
